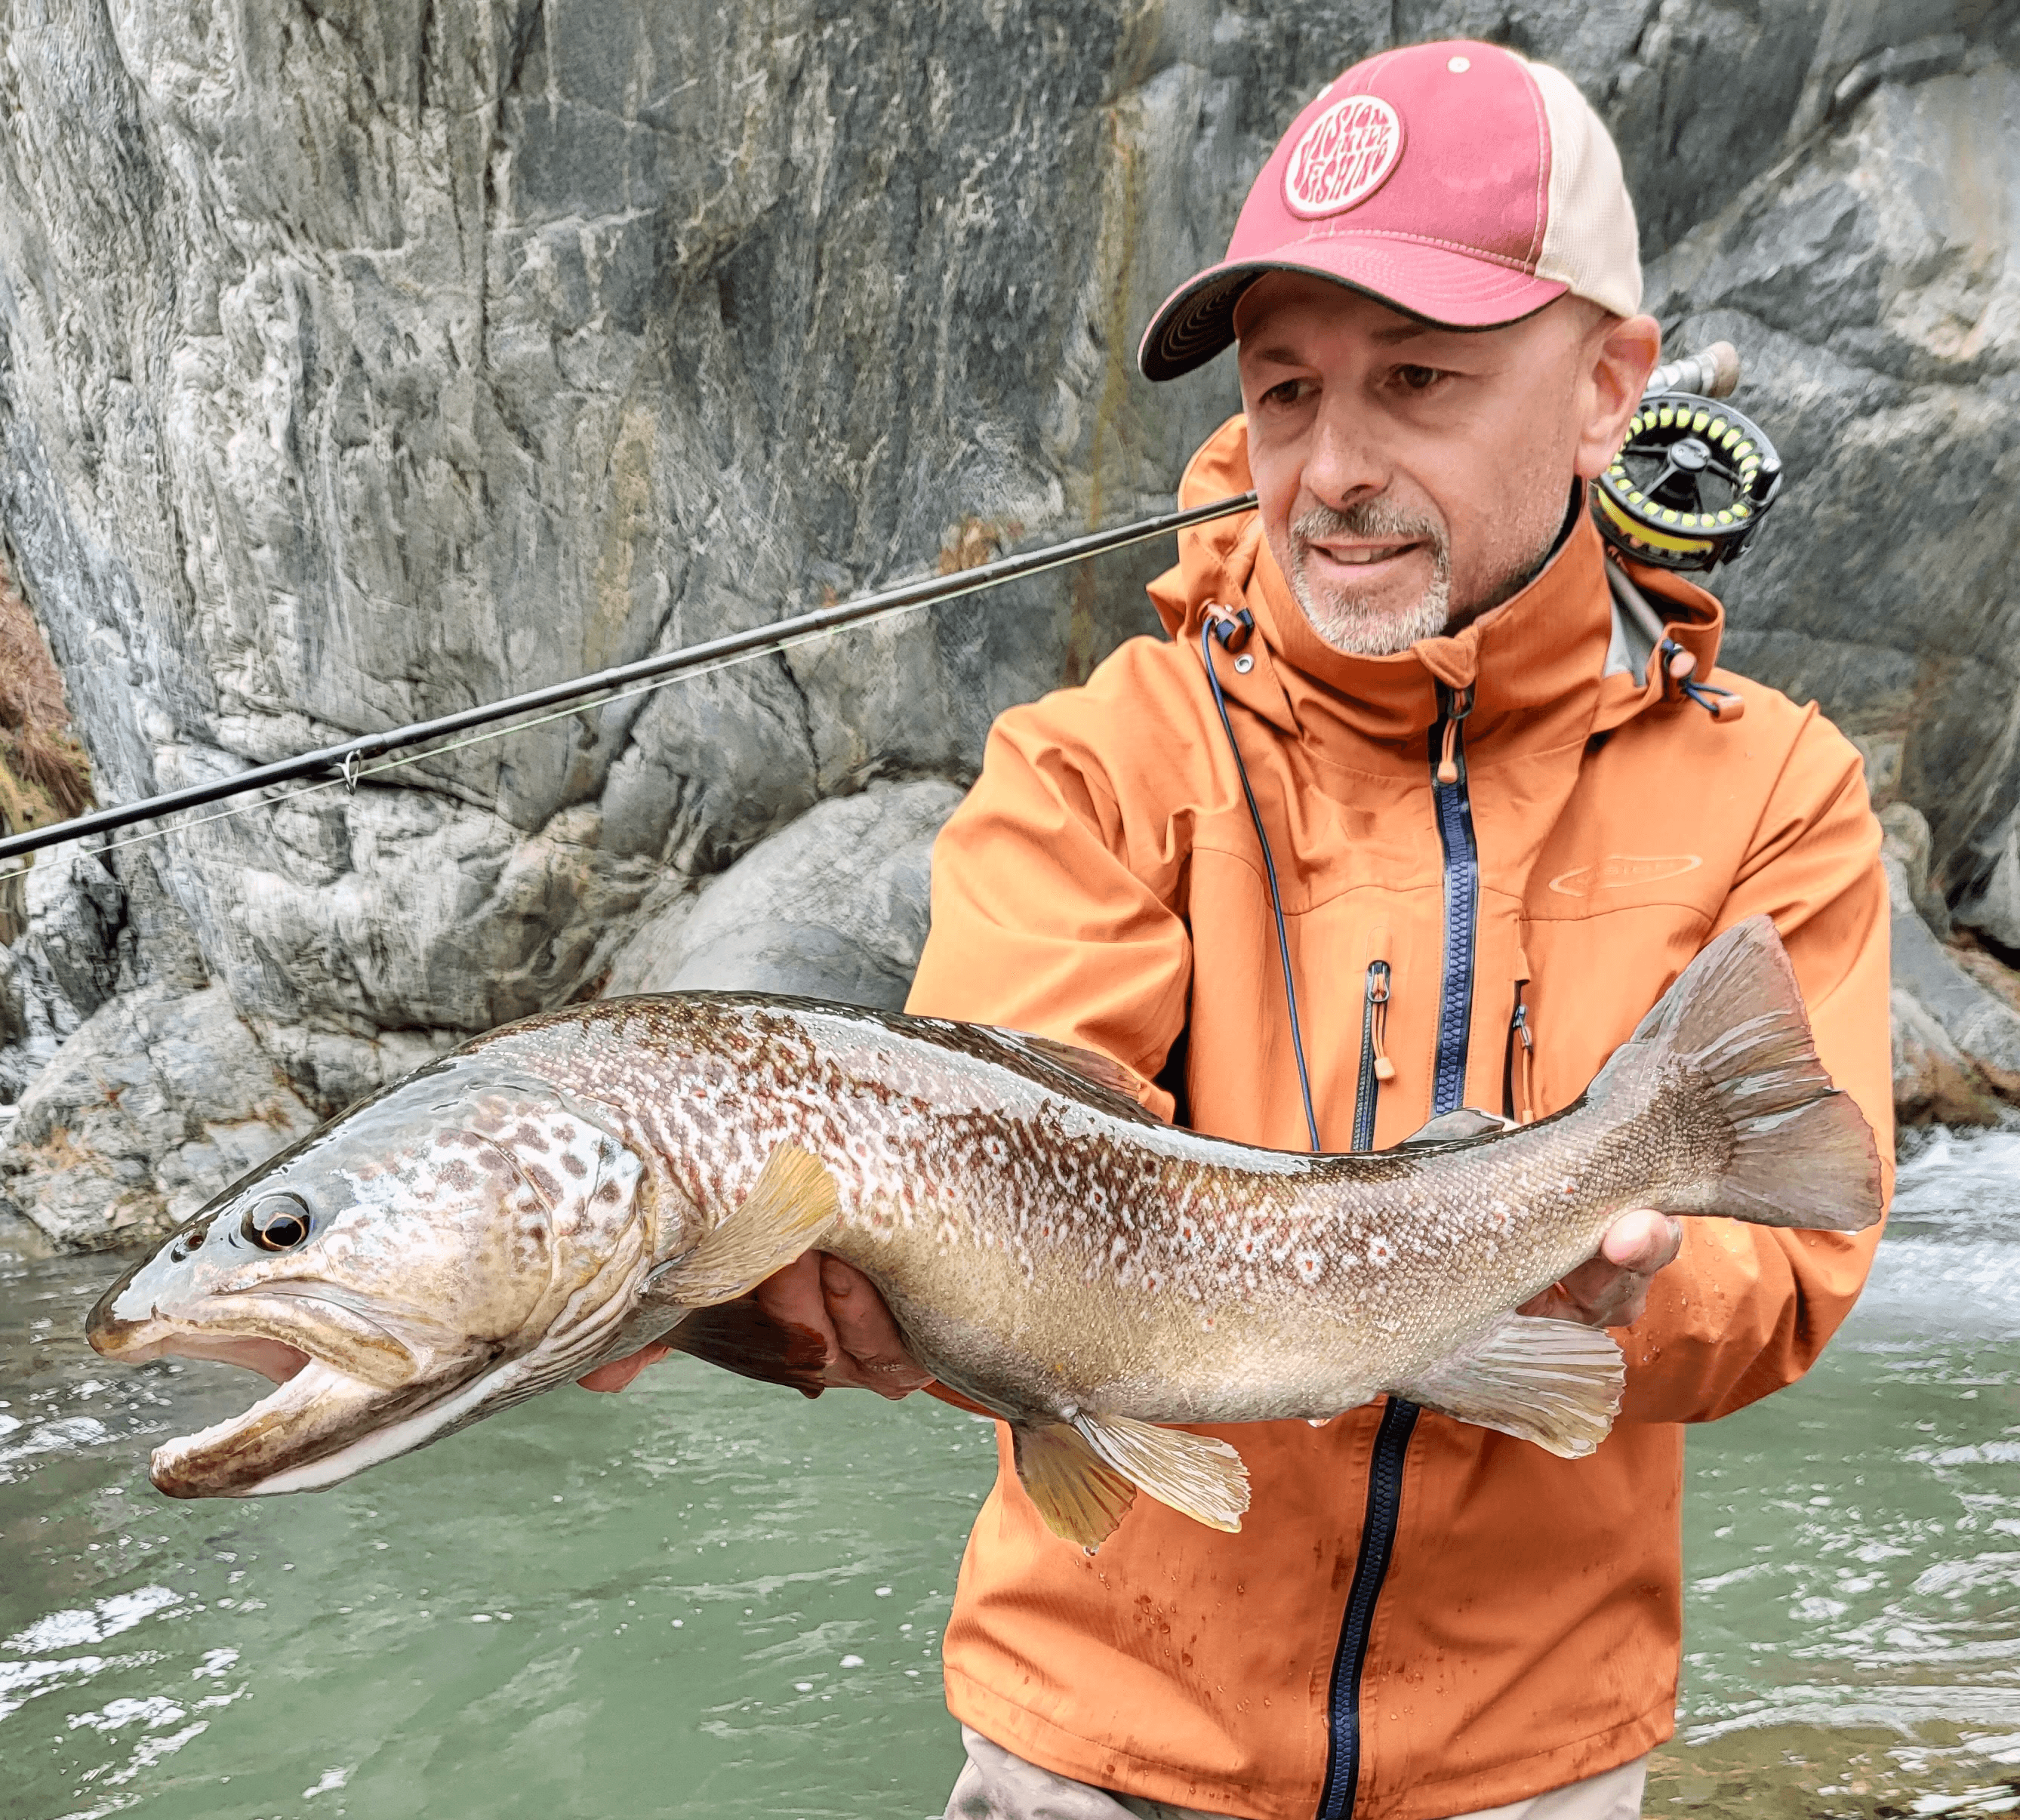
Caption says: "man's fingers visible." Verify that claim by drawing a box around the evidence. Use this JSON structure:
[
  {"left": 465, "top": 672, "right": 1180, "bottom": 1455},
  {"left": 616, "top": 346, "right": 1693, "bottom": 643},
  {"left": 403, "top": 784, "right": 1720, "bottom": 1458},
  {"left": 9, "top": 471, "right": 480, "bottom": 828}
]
[
  {"left": 1599, "top": 1209, "right": 1683, "bottom": 1274},
  {"left": 577, "top": 1341, "right": 672, "bottom": 1392},
  {"left": 820, "top": 1254, "right": 931, "bottom": 1399},
  {"left": 1519, "top": 1211, "right": 1683, "bottom": 1329},
  {"left": 753, "top": 1252, "right": 845, "bottom": 1361},
  {"left": 748, "top": 1251, "right": 929, "bottom": 1396}
]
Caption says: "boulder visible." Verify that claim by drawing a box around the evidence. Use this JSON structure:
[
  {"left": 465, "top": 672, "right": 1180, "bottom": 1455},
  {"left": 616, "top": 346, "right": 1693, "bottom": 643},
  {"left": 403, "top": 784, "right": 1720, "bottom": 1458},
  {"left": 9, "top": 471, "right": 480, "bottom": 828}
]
[
  {"left": 0, "top": 983, "right": 319, "bottom": 1249},
  {"left": 604, "top": 779, "right": 962, "bottom": 1009},
  {"left": 1952, "top": 806, "right": 2020, "bottom": 955},
  {"left": 1883, "top": 848, "right": 2020, "bottom": 1126},
  {"left": 1890, "top": 985, "right": 2002, "bottom": 1130}
]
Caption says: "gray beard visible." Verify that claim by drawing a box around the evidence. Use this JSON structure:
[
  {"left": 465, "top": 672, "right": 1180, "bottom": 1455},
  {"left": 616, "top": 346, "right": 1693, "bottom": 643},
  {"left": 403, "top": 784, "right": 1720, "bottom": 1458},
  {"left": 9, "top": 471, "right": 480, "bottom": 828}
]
[{"left": 1283, "top": 501, "right": 1454, "bottom": 656}]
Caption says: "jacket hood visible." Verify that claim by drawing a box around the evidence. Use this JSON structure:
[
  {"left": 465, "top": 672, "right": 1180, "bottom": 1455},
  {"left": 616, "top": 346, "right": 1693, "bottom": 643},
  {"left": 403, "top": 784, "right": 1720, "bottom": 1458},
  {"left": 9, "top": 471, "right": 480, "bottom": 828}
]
[{"left": 1145, "top": 415, "right": 1726, "bottom": 753}]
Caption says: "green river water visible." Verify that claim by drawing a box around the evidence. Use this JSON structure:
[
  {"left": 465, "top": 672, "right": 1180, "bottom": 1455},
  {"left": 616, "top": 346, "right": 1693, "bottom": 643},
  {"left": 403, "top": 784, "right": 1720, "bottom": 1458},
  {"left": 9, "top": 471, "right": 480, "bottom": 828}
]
[{"left": 2, "top": 1128, "right": 2015, "bottom": 1820}]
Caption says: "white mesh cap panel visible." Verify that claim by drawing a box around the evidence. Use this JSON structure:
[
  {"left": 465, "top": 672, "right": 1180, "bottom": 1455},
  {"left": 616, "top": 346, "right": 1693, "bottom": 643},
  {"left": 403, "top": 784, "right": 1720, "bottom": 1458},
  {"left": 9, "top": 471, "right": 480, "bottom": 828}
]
[{"left": 1526, "top": 58, "right": 1642, "bottom": 317}]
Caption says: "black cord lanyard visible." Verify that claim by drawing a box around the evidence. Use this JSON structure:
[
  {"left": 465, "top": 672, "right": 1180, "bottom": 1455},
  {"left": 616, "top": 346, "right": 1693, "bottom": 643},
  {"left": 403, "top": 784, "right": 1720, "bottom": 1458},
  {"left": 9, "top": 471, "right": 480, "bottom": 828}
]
[{"left": 1199, "top": 616, "right": 1323, "bottom": 1154}]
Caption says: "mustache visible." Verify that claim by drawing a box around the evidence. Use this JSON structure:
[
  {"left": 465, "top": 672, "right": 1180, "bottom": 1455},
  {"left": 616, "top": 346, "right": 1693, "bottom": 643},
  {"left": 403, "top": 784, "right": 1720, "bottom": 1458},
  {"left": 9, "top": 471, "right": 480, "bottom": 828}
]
[
  {"left": 1291, "top": 500, "right": 1449, "bottom": 555},
  {"left": 1284, "top": 497, "right": 1446, "bottom": 545}
]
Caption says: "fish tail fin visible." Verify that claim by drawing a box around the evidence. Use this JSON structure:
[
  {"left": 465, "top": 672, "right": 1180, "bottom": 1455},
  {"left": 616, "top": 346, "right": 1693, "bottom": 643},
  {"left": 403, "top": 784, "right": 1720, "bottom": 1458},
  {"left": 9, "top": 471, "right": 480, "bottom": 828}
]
[{"left": 1603, "top": 914, "right": 1882, "bottom": 1233}]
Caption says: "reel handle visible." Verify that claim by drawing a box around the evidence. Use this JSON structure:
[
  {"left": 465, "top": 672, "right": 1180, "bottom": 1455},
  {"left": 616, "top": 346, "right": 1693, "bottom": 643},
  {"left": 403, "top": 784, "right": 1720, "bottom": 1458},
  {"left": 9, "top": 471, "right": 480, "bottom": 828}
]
[{"left": 1643, "top": 340, "right": 1739, "bottom": 401}]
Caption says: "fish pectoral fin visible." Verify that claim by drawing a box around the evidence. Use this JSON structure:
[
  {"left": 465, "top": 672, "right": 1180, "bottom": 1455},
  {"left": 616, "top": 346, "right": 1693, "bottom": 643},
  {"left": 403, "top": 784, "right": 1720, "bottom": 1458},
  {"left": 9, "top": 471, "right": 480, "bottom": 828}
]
[
  {"left": 641, "top": 1143, "right": 840, "bottom": 1310},
  {"left": 1397, "top": 1107, "right": 1518, "bottom": 1147},
  {"left": 1395, "top": 1315, "right": 1624, "bottom": 1459},
  {"left": 1070, "top": 1412, "right": 1249, "bottom": 1534},
  {"left": 664, "top": 1298, "right": 831, "bottom": 1400},
  {"left": 1012, "top": 1422, "right": 1137, "bottom": 1551}
]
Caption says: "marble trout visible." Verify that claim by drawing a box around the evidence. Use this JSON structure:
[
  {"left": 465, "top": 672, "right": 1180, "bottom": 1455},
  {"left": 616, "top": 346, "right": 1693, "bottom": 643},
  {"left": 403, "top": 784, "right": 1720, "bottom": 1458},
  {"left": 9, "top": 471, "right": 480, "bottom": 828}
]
[{"left": 87, "top": 915, "right": 1882, "bottom": 1548}]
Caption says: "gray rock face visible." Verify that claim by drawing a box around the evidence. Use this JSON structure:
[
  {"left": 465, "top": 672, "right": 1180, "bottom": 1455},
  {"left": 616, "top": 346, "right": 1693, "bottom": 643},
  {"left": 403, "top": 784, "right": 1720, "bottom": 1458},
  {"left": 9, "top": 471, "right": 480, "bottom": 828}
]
[
  {"left": 1883, "top": 826, "right": 2020, "bottom": 1129},
  {"left": 2, "top": 0, "right": 2019, "bottom": 1242},
  {"left": 604, "top": 778, "right": 962, "bottom": 1009},
  {"left": 0, "top": 984, "right": 319, "bottom": 1249}
]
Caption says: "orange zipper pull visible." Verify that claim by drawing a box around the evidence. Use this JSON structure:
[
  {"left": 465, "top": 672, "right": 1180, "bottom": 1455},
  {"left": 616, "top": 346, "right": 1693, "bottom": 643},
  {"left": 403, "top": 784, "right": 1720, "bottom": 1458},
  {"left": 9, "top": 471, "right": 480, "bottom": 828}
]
[
  {"left": 1370, "top": 969, "right": 1395, "bottom": 1082},
  {"left": 1436, "top": 719, "right": 1461, "bottom": 787}
]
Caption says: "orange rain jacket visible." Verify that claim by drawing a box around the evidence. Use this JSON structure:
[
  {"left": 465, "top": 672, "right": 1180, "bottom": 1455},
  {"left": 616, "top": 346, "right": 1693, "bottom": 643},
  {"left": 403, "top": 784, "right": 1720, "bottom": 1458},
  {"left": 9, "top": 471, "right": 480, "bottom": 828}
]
[{"left": 905, "top": 417, "right": 1893, "bottom": 1820}]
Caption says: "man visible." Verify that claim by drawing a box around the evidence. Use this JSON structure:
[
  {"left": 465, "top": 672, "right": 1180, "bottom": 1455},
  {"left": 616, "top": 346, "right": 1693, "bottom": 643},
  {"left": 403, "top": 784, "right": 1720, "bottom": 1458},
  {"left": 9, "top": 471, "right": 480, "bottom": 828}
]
[{"left": 587, "top": 38, "right": 1892, "bottom": 1820}]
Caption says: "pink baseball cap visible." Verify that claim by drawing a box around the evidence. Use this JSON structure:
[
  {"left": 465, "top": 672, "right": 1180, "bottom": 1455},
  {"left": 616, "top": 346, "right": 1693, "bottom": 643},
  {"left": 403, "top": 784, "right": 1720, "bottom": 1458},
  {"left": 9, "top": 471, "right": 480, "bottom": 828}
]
[{"left": 1138, "top": 40, "right": 1642, "bottom": 381}]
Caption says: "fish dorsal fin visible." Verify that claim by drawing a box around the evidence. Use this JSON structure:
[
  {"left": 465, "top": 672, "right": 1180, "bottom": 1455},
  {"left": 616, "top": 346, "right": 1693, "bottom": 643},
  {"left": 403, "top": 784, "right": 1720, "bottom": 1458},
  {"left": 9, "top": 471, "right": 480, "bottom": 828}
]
[
  {"left": 987, "top": 1030, "right": 1153, "bottom": 1119},
  {"left": 664, "top": 1299, "right": 830, "bottom": 1399},
  {"left": 1012, "top": 1421, "right": 1137, "bottom": 1551},
  {"left": 1398, "top": 1107, "right": 1517, "bottom": 1147},
  {"left": 1394, "top": 1314, "right": 1624, "bottom": 1458},
  {"left": 642, "top": 1143, "right": 839, "bottom": 1309},
  {"left": 1070, "top": 1411, "right": 1249, "bottom": 1534}
]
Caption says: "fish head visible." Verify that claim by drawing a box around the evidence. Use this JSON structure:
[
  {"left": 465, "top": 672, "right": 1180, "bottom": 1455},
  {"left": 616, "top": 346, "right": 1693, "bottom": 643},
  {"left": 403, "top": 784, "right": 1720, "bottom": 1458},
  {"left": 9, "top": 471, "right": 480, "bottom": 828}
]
[{"left": 88, "top": 1055, "right": 662, "bottom": 1498}]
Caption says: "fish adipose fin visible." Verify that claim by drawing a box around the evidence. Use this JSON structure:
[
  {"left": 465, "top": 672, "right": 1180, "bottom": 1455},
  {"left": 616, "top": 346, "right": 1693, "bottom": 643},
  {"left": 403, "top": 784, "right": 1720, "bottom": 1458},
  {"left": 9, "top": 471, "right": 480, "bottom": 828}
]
[
  {"left": 664, "top": 1299, "right": 831, "bottom": 1400},
  {"left": 984, "top": 1030, "right": 1155, "bottom": 1120},
  {"left": 1396, "top": 1315, "right": 1625, "bottom": 1459},
  {"left": 642, "top": 1144, "right": 840, "bottom": 1308},
  {"left": 1611, "top": 914, "right": 1883, "bottom": 1231},
  {"left": 1012, "top": 1422, "right": 1137, "bottom": 1550},
  {"left": 1400, "top": 1107, "right": 1517, "bottom": 1147},
  {"left": 1070, "top": 1411, "right": 1249, "bottom": 1534}
]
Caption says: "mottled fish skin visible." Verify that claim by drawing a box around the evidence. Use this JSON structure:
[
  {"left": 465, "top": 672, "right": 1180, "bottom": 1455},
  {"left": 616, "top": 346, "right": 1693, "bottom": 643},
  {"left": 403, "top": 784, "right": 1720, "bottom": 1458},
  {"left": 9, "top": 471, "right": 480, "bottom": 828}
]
[
  {"left": 86, "top": 916, "right": 1882, "bottom": 1516},
  {"left": 485, "top": 994, "right": 1712, "bottom": 1426}
]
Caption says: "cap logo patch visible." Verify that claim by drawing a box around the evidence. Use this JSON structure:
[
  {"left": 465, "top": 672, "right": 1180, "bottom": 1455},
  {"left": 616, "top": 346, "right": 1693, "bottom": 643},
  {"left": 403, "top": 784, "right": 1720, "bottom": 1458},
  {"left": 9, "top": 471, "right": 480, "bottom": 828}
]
[{"left": 1283, "top": 95, "right": 1404, "bottom": 220}]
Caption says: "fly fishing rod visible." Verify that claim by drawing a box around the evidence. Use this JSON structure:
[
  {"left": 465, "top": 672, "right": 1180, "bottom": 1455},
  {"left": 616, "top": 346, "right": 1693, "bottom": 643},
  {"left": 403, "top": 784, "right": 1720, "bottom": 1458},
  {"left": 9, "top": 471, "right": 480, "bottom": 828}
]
[
  {"left": 0, "top": 491, "right": 1258, "bottom": 866},
  {"left": 4, "top": 341, "right": 1786, "bottom": 870}
]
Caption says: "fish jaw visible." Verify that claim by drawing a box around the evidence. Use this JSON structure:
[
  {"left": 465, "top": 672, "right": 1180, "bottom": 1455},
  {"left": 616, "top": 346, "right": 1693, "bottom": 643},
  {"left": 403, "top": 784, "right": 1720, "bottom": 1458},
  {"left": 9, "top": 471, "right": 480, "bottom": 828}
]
[{"left": 88, "top": 1295, "right": 492, "bottom": 1498}]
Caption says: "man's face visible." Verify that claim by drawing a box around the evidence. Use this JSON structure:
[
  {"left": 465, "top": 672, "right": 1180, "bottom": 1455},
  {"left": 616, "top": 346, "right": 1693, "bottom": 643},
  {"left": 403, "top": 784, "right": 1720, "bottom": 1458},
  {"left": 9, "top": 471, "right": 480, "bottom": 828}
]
[{"left": 1233, "top": 276, "right": 1657, "bottom": 656}]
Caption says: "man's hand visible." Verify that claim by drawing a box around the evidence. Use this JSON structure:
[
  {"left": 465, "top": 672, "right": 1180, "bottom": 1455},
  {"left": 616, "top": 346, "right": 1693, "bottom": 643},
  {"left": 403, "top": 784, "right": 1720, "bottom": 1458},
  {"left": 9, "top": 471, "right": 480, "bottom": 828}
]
[
  {"left": 576, "top": 1252, "right": 932, "bottom": 1398},
  {"left": 1517, "top": 1208, "right": 1682, "bottom": 1328}
]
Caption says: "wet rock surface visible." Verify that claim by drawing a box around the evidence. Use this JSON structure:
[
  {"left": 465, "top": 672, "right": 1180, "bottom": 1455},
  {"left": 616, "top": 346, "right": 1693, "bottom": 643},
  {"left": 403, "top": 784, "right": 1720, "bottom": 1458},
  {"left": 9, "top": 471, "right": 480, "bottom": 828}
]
[{"left": 2, "top": 1, "right": 2018, "bottom": 1240}]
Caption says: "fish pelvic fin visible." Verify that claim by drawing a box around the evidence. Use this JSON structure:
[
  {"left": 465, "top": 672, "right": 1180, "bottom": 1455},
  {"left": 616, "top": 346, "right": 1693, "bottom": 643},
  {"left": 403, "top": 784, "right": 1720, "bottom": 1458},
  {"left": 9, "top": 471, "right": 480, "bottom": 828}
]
[
  {"left": 1070, "top": 1411, "right": 1249, "bottom": 1535},
  {"left": 642, "top": 1143, "right": 840, "bottom": 1309},
  {"left": 1396, "top": 1314, "right": 1625, "bottom": 1459},
  {"left": 1012, "top": 1422, "right": 1137, "bottom": 1551},
  {"left": 1604, "top": 913, "right": 1883, "bottom": 1232}
]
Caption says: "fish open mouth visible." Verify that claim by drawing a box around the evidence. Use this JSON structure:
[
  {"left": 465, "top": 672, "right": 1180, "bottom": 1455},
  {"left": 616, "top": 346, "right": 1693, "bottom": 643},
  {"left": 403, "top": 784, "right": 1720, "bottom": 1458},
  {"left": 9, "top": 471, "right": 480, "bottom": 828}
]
[{"left": 88, "top": 1299, "right": 473, "bottom": 1499}]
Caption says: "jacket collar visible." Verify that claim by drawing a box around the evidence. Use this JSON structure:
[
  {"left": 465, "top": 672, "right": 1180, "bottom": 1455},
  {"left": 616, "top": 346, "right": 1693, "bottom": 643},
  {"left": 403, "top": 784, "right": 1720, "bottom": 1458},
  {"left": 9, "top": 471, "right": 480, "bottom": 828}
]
[{"left": 1148, "top": 415, "right": 1727, "bottom": 759}]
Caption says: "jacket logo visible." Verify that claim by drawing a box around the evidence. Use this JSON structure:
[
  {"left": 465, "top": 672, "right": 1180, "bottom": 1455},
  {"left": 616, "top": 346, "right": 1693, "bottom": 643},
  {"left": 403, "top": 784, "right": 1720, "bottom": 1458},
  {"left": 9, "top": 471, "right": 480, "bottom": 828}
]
[
  {"left": 1283, "top": 97, "right": 1404, "bottom": 219},
  {"left": 1547, "top": 854, "right": 1704, "bottom": 897}
]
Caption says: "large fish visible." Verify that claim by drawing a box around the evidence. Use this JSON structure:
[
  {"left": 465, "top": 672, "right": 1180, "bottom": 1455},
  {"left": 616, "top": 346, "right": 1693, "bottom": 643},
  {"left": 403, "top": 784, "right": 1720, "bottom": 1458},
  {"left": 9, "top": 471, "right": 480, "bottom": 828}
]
[{"left": 88, "top": 916, "right": 1880, "bottom": 1548}]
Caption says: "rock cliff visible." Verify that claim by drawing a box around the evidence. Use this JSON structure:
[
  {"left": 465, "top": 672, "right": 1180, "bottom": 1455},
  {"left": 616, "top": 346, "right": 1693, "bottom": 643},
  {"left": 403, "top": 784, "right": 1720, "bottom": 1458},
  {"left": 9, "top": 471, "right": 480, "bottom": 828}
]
[{"left": 2, "top": 1, "right": 2016, "bottom": 1244}]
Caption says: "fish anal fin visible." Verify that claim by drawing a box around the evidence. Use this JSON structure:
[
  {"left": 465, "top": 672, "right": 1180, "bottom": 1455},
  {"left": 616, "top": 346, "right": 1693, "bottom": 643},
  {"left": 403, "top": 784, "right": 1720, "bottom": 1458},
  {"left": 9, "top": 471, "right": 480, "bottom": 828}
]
[
  {"left": 1070, "top": 1411, "right": 1249, "bottom": 1534},
  {"left": 664, "top": 1298, "right": 830, "bottom": 1400},
  {"left": 1396, "top": 1315, "right": 1624, "bottom": 1459},
  {"left": 642, "top": 1143, "right": 839, "bottom": 1309},
  {"left": 1398, "top": 1107, "right": 1517, "bottom": 1147},
  {"left": 1012, "top": 1422, "right": 1137, "bottom": 1551}
]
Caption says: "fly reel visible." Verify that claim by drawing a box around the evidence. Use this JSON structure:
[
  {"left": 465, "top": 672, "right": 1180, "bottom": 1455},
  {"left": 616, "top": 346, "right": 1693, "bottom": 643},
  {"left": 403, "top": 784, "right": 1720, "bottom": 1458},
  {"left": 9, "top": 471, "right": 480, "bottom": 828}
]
[{"left": 1591, "top": 343, "right": 1783, "bottom": 573}]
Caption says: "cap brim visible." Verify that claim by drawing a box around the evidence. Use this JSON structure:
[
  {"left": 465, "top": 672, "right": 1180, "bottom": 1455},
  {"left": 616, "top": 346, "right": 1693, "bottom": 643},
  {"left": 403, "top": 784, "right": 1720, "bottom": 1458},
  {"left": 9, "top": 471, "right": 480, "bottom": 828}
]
[{"left": 1137, "top": 238, "right": 1569, "bottom": 381}]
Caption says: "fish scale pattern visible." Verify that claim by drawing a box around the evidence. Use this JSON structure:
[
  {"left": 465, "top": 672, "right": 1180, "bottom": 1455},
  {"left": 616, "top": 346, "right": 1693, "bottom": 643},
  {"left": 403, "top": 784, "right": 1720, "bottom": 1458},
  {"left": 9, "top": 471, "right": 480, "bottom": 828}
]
[{"left": 491, "top": 994, "right": 1699, "bottom": 1418}]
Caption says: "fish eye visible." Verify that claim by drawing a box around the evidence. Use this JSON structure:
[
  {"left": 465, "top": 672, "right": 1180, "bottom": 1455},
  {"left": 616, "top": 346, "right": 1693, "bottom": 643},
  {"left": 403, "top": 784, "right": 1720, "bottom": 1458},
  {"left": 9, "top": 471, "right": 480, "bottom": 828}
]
[{"left": 242, "top": 1193, "right": 313, "bottom": 1251}]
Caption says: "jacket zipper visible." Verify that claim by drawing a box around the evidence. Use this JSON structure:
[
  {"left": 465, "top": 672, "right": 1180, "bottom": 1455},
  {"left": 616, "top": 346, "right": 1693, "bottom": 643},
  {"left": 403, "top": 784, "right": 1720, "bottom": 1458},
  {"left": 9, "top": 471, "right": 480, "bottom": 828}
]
[
  {"left": 1504, "top": 989, "right": 1535, "bottom": 1125},
  {"left": 1502, "top": 948, "right": 1535, "bottom": 1125},
  {"left": 1427, "top": 682, "right": 1479, "bottom": 1119},
  {"left": 1316, "top": 682, "right": 1478, "bottom": 1820},
  {"left": 1351, "top": 960, "right": 1392, "bottom": 1153}
]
